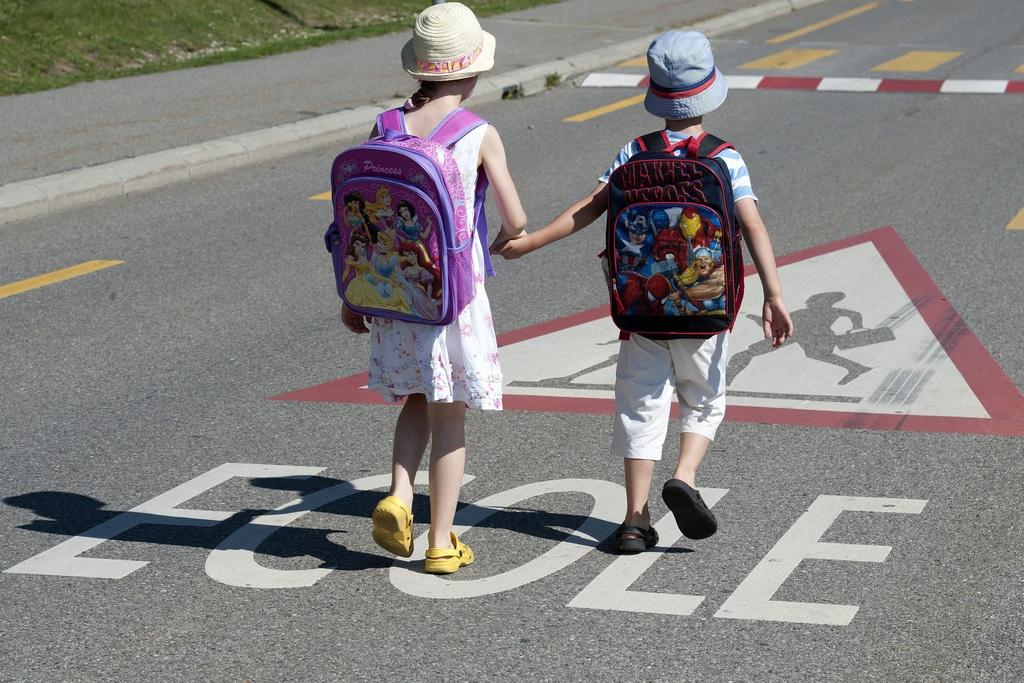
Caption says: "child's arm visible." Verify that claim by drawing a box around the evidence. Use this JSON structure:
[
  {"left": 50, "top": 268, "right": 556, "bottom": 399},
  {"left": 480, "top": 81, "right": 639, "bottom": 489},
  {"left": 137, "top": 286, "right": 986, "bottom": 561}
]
[
  {"left": 479, "top": 126, "right": 528, "bottom": 252},
  {"left": 494, "top": 183, "right": 608, "bottom": 259},
  {"left": 734, "top": 198, "right": 793, "bottom": 347}
]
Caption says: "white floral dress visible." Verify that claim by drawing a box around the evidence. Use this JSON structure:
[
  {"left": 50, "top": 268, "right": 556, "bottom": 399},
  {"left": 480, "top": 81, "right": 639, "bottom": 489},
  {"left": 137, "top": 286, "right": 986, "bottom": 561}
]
[{"left": 367, "top": 124, "right": 502, "bottom": 410}]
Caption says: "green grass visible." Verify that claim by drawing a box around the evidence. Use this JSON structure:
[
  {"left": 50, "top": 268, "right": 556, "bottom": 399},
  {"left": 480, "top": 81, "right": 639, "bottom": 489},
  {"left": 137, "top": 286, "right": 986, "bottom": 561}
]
[{"left": 0, "top": 0, "right": 560, "bottom": 96}]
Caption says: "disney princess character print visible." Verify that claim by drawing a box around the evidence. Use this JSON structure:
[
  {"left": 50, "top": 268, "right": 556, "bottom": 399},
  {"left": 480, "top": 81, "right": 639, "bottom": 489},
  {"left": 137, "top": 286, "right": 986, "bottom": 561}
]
[{"left": 338, "top": 182, "right": 443, "bottom": 321}]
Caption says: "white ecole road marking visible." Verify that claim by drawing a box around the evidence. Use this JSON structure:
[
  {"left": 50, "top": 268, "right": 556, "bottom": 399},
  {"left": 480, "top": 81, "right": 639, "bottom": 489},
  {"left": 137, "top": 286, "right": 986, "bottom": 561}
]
[
  {"left": 567, "top": 488, "right": 729, "bottom": 615},
  {"left": 715, "top": 495, "right": 928, "bottom": 625},
  {"left": 4, "top": 463, "right": 324, "bottom": 579},
  {"left": 205, "top": 473, "right": 474, "bottom": 589},
  {"left": 6, "top": 464, "right": 928, "bottom": 626},
  {"left": 389, "top": 479, "right": 623, "bottom": 599}
]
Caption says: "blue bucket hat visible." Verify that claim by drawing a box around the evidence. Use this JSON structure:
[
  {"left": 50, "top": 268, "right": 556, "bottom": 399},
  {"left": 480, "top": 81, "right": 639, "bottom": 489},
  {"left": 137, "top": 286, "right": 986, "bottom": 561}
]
[{"left": 644, "top": 31, "right": 728, "bottom": 120}]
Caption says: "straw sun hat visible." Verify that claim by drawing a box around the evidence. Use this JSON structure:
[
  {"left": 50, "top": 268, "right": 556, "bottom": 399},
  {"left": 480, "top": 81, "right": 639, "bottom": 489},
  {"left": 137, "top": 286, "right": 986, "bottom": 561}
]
[{"left": 401, "top": 2, "right": 496, "bottom": 81}]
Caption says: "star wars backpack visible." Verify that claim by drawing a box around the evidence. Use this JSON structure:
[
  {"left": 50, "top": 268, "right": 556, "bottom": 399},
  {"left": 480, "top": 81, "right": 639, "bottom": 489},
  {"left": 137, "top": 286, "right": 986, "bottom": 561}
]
[
  {"left": 604, "top": 131, "right": 745, "bottom": 338},
  {"left": 324, "top": 107, "right": 493, "bottom": 325}
]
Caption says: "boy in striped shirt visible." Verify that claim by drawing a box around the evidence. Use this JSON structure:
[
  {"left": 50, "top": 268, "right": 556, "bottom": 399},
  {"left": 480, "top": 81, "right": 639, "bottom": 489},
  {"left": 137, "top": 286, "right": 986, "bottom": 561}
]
[{"left": 492, "top": 31, "right": 793, "bottom": 553}]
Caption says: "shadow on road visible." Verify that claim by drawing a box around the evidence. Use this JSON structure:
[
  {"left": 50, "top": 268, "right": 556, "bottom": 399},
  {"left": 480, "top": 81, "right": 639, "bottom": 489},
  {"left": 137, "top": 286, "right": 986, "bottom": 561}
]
[{"left": 4, "top": 476, "right": 633, "bottom": 569}]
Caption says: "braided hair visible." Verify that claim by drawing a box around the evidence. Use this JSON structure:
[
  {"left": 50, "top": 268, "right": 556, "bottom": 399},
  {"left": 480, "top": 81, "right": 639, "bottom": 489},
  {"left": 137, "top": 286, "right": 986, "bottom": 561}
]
[{"left": 407, "top": 81, "right": 438, "bottom": 109}]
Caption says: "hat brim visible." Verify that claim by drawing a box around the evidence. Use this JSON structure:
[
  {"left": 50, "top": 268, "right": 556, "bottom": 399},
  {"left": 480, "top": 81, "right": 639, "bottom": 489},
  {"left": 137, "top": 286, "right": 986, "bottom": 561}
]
[
  {"left": 401, "top": 30, "right": 495, "bottom": 82},
  {"left": 644, "top": 68, "right": 728, "bottom": 120}
]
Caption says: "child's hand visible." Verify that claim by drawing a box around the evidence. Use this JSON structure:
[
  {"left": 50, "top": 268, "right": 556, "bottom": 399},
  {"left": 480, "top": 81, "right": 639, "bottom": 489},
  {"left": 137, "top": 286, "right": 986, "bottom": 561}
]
[
  {"left": 494, "top": 231, "right": 533, "bottom": 259},
  {"left": 762, "top": 297, "right": 793, "bottom": 348},
  {"left": 341, "top": 304, "right": 370, "bottom": 334},
  {"left": 489, "top": 226, "right": 528, "bottom": 258}
]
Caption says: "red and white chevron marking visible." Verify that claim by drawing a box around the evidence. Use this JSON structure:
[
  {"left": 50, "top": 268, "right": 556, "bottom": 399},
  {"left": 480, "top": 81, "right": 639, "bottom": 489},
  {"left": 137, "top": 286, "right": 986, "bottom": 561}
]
[{"left": 580, "top": 73, "right": 1024, "bottom": 94}]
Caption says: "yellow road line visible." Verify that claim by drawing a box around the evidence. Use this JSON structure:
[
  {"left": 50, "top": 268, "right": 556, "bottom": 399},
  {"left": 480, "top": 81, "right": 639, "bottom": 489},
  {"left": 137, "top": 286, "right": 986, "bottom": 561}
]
[
  {"left": 1016, "top": 64, "right": 1024, "bottom": 74},
  {"left": 564, "top": 94, "right": 645, "bottom": 123},
  {"left": 1008, "top": 207, "right": 1024, "bottom": 231},
  {"left": 739, "top": 48, "right": 839, "bottom": 70},
  {"left": 767, "top": 1, "right": 879, "bottom": 44},
  {"left": 871, "top": 50, "right": 961, "bottom": 72},
  {"left": 0, "top": 260, "right": 124, "bottom": 300},
  {"left": 618, "top": 57, "right": 647, "bottom": 68},
  {"left": 309, "top": 191, "right": 331, "bottom": 201}
]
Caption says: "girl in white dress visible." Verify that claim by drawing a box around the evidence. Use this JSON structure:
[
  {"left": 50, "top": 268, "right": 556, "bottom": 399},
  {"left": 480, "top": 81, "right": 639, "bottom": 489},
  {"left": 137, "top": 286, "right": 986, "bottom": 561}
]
[{"left": 340, "top": 2, "right": 527, "bottom": 575}]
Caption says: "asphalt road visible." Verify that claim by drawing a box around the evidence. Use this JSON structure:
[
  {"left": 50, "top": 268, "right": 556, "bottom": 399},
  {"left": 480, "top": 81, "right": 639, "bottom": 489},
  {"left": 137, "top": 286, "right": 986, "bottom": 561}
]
[{"left": 2, "top": 0, "right": 1023, "bottom": 680}]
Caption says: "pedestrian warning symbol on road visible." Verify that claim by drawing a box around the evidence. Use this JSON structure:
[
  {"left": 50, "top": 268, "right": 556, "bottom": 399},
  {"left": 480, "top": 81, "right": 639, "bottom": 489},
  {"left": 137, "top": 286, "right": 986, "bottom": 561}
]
[{"left": 274, "top": 227, "right": 1024, "bottom": 436}]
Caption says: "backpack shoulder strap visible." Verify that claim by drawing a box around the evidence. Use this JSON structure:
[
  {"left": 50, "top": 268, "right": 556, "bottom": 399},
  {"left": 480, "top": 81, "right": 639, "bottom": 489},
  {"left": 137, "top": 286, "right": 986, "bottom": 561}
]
[
  {"left": 428, "top": 108, "right": 493, "bottom": 275},
  {"left": 429, "top": 108, "right": 488, "bottom": 148},
  {"left": 697, "top": 133, "right": 733, "bottom": 158},
  {"left": 375, "top": 108, "right": 407, "bottom": 136},
  {"left": 662, "top": 132, "right": 735, "bottom": 159},
  {"left": 635, "top": 130, "right": 670, "bottom": 153}
]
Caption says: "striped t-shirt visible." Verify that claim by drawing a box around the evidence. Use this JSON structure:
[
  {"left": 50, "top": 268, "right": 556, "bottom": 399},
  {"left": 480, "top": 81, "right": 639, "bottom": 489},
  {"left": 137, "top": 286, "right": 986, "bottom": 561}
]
[{"left": 598, "top": 130, "right": 757, "bottom": 203}]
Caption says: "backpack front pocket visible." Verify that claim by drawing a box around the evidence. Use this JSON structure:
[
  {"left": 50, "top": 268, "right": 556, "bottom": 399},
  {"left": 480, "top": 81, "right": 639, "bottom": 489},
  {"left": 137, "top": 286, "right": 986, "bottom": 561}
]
[
  {"left": 609, "top": 202, "right": 731, "bottom": 324},
  {"left": 334, "top": 178, "right": 450, "bottom": 324}
]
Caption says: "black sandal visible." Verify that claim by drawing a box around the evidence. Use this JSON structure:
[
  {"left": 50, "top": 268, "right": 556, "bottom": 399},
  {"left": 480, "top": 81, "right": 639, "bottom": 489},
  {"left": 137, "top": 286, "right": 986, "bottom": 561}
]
[
  {"left": 613, "top": 523, "right": 659, "bottom": 554},
  {"left": 661, "top": 479, "right": 718, "bottom": 540}
]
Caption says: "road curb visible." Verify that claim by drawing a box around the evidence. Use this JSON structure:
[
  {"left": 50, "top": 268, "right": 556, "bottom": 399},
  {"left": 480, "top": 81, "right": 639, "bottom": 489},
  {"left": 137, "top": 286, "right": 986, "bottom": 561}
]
[{"left": 0, "top": 0, "right": 828, "bottom": 228}]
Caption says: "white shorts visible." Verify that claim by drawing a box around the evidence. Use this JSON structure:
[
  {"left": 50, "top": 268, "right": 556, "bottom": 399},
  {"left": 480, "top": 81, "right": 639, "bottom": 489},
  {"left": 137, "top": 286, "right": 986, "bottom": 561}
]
[{"left": 611, "top": 333, "right": 729, "bottom": 460}]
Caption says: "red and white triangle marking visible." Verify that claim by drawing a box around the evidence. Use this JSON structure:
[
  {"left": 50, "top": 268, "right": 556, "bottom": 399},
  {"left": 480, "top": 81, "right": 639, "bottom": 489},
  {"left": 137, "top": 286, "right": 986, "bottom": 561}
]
[{"left": 274, "top": 227, "right": 1024, "bottom": 436}]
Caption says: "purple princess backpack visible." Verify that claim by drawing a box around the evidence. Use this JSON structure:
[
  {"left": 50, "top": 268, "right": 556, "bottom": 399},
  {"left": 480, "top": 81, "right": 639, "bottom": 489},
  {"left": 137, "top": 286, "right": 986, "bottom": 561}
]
[{"left": 324, "top": 107, "right": 493, "bottom": 325}]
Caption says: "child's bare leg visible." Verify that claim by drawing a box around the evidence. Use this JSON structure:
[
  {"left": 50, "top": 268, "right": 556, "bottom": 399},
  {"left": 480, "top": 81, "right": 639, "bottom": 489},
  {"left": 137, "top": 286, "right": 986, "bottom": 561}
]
[
  {"left": 621, "top": 458, "right": 655, "bottom": 539},
  {"left": 662, "top": 431, "right": 718, "bottom": 539},
  {"left": 426, "top": 400, "right": 467, "bottom": 549},
  {"left": 670, "top": 333, "right": 727, "bottom": 490},
  {"left": 612, "top": 335, "right": 674, "bottom": 544},
  {"left": 670, "top": 432, "right": 712, "bottom": 488},
  {"left": 388, "top": 394, "right": 430, "bottom": 507}
]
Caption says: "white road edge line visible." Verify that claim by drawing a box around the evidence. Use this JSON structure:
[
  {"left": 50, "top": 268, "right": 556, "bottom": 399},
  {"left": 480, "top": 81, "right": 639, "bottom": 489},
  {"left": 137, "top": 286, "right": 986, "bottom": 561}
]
[
  {"left": 817, "top": 77, "right": 881, "bottom": 92},
  {"left": 726, "top": 75, "right": 767, "bottom": 90},
  {"left": 580, "top": 73, "right": 646, "bottom": 88},
  {"left": 940, "top": 79, "right": 1009, "bottom": 94}
]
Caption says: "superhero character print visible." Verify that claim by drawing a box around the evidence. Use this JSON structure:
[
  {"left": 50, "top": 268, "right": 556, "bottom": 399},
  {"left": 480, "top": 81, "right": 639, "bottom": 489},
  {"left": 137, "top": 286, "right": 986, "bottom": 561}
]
[
  {"left": 620, "top": 272, "right": 675, "bottom": 316},
  {"left": 613, "top": 204, "right": 728, "bottom": 317},
  {"left": 616, "top": 209, "right": 654, "bottom": 273},
  {"left": 672, "top": 207, "right": 726, "bottom": 315}
]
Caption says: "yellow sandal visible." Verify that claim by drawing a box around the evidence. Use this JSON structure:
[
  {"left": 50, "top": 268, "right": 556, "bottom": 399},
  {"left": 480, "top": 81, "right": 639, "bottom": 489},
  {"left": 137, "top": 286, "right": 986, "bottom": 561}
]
[
  {"left": 371, "top": 495, "right": 413, "bottom": 558},
  {"left": 424, "top": 532, "right": 475, "bottom": 575}
]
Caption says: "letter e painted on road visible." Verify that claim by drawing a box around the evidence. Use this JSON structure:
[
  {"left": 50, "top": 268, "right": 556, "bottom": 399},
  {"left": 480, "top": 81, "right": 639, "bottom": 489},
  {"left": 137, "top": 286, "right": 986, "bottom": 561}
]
[
  {"left": 4, "top": 463, "right": 324, "bottom": 579},
  {"left": 714, "top": 495, "right": 927, "bottom": 625}
]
